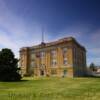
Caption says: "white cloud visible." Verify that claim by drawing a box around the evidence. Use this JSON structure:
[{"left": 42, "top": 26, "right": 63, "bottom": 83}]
[
  {"left": 0, "top": 0, "right": 100, "bottom": 66},
  {"left": 0, "top": 32, "right": 18, "bottom": 49},
  {"left": 0, "top": 31, "right": 19, "bottom": 57},
  {"left": 0, "top": 0, "right": 48, "bottom": 58}
]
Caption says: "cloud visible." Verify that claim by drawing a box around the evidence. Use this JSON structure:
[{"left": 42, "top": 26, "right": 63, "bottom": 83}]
[
  {"left": 89, "top": 48, "right": 100, "bottom": 55},
  {"left": 0, "top": 31, "right": 18, "bottom": 49},
  {"left": 0, "top": 0, "right": 100, "bottom": 66},
  {"left": 0, "top": 0, "right": 48, "bottom": 58},
  {"left": 0, "top": 31, "right": 19, "bottom": 57}
]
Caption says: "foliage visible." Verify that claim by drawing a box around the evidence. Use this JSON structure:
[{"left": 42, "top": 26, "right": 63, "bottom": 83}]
[
  {"left": 0, "top": 48, "right": 21, "bottom": 81},
  {"left": 89, "top": 62, "right": 97, "bottom": 71}
]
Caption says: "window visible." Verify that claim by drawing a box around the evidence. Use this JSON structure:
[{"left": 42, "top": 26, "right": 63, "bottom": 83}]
[
  {"left": 62, "top": 48, "right": 67, "bottom": 56},
  {"left": 62, "top": 48, "right": 68, "bottom": 65},
  {"left": 51, "top": 59, "right": 57, "bottom": 66},
  {"left": 31, "top": 54, "right": 35, "bottom": 60},
  {"left": 51, "top": 49, "right": 57, "bottom": 66},
  {"left": 51, "top": 50, "right": 56, "bottom": 57},
  {"left": 30, "top": 61, "right": 35, "bottom": 68},
  {"left": 51, "top": 69, "right": 57, "bottom": 75},
  {"left": 74, "top": 48, "right": 78, "bottom": 66},
  {"left": 63, "top": 59, "right": 67, "bottom": 65},
  {"left": 63, "top": 47, "right": 67, "bottom": 53},
  {"left": 40, "top": 51, "right": 45, "bottom": 64},
  {"left": 63, "top": 70, "right": 67, "bottom": 77},
  {"left": 40, "top": 51, "right": 45, "bottom": 58}
]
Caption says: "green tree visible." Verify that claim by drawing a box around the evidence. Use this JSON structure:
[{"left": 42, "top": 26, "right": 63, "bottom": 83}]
[
  {"left": 89, "top": 63, "right": 97, "bottom": 71},
  {"left": 0, "top": 48, "right": 21, "bottom": 81}
]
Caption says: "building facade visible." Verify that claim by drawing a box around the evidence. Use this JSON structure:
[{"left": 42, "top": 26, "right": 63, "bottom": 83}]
[{"left": 19, "top": 37, "right": 87, "bottom": 77}]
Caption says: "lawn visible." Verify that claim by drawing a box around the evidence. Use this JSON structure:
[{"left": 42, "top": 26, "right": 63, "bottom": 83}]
[{"left": 0, "top": 77, "right": 100, "bottom": 100}]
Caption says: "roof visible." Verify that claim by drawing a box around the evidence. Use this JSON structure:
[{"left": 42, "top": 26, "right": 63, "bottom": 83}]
[{"left": 20, "top": 37, "right": 86, "bottom": 51}]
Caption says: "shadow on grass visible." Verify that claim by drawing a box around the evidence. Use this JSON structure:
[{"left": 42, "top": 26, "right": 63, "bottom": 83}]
[
  {"left": 19, "top": 79, "right": 29, "bottom": 82},
  {"left": 0, "top": 79, "right": 29, "bottom": 82},
  {"left": 81, "top": 75, "right": 100, "bottom": 78}
]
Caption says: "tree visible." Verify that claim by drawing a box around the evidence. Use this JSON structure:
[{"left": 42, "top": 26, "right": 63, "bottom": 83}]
[
  {"left": 0, "top": 48, "right": 21, "bottom": 81},
  {"left": 89, "top": 63, "right": 97, "bottom": 72}
]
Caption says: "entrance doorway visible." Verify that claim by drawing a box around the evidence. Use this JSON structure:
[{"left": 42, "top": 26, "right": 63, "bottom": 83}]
[
  {"left": 40, "top": 70, "right": 44, "bottom": 76},
  {"left": 63, "top": 70, "right": 67, "bottom": 77}
]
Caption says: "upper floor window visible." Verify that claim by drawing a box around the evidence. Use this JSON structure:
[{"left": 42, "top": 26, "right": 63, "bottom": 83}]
[
  {"left": 30, "top": 61, "right": 35, "bottom": 68},
  {"left": 62, "top": 47, "right": 67, "bottom": 54},
  {"left": 40, "top": 51, "right": 45, "bottom": 58},
  {"left": 63, "top": 58, "right": 67, "bottom": 65},
  {"left": 51, "top": 50, "right": 56, "bottom": 57},
  {"left": 31, "top": 54, "right": 35, "bottom": 60},
  {"left": 62, "top": 47, "right": 68, "bottom": 65},
  {"left": 73, "top": 47, "right": 77, "bottom": 65}
]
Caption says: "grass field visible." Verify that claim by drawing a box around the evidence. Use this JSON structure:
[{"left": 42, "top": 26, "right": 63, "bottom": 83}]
[{"left": 0, "top": 77, "right": 100, "bottom": 100}]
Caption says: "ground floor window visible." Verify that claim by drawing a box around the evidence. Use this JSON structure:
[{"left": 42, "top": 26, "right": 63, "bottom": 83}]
[{"left": 51, "top": 69, "right": 57, "bottom": 75}]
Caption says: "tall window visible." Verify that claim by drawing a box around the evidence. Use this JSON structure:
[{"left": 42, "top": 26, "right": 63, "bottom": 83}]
[
  {"left": 63, "top": 58, "right": 67, "bottom": 65},
  {"left": 51, "top": 49, "right": 57, "bottom": 66},
  {"left": 30, "top": 53, "right": 36, "bottom": 69},
  {"left": 51, "top": 50, "right": 56, "bottom": 58},
  {"left": 40, "top": 51, "right": 45, "bottom": 64},
  {"left": 63, "top": 48, "right": 67, "bottom": 53},
  {"left": 40, "top": 51, "right": 45, "bottom": 58},
  {"left": 20, "top": 55, "right": 24, "bottom": 67},
  {"left": 73, "top": 48, "right": 76, "bottom": 65},
  {"left": 31, "top": 54, "right": 35, "bottom": 60},
  {"left": 51, "top": 59, "right": 57, "bottom": 66},
  {"left": 30, "top": 61, "right": 35, "bottom": 68},
  {"left": 62, "top": 47, "right": 68, "bottom": 65}
]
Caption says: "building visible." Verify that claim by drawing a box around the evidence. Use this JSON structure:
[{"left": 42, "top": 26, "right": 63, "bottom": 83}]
[{"left": 19, "top": 37, "right": 87, "bottom": 77}]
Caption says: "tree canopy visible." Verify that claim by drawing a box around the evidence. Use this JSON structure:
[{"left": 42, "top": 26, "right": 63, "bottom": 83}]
[
  {"left": 0, "top": 48, "right": 21, "bottom": 81},
  {"left": 89, "top": 62, "right": 97, "bottom": 72}
]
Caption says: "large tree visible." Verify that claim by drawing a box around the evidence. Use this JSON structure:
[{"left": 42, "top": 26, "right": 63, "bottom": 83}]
[{"left": 0, "top": 48, "right": 21, "bottom": 81}]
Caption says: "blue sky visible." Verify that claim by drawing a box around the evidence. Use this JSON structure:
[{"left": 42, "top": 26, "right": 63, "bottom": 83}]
[{"left": 0, "top": 0, "right": 100, "bottom": 66}]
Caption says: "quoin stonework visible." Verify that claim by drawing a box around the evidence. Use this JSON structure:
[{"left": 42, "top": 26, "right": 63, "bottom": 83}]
[{"left": 19, "top": 37, "right": 87, "bottom": 77}]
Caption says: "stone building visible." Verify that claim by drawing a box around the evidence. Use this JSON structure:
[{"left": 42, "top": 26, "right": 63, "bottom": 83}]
[{"left": 19, "top": 37, "right": 87, "bottom": 77}]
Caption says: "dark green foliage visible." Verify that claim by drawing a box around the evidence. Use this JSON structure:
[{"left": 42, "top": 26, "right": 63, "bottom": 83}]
[
  {"left": 89, "top": 62, "right": 97, "bottom": 71},
  {"left": 0, "top": 48, "right": 21, "bottom": 81}
]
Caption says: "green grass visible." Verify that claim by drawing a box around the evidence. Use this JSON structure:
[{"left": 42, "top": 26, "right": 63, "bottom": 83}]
[{"left": 0, "top": 77, "right": 100, "bottom": 100}]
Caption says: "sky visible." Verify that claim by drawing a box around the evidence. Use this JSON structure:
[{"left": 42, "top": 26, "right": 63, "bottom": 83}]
[{"left": 0, "top": 0, "right": 100, "bottom": 66}]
